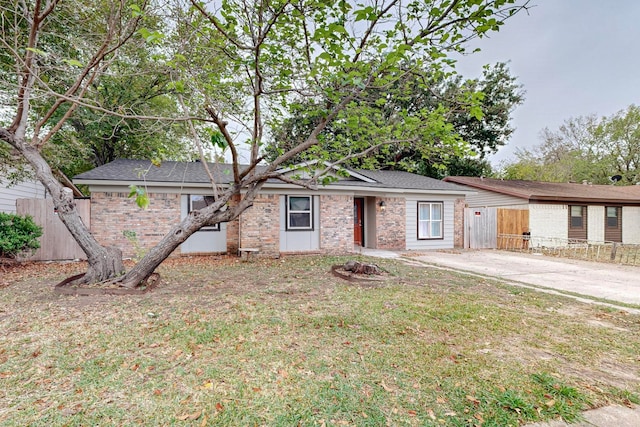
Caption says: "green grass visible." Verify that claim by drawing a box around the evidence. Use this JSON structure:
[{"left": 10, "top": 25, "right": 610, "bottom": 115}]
[{"left": 0, "top": 255, "right": 638, "bottom": 426}]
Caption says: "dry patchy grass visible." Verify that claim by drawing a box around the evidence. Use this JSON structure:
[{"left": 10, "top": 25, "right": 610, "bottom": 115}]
[{"left": 0, "top": 254, "right": 638, "bottom": 426}]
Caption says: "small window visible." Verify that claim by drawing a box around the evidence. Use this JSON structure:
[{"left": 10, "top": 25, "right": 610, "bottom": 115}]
[
  {"left": 418, "top": 202, "right": 443, "bottom": 239},
  {"left": 287, "top": 196, "right": 313, "bottom": 230},
  {"left": 569, "top": 205, "right": 584, "bottom": 228},
  {"left": 189, "top": 195, "right": 220, "bottom": 231},
  {"left": 606, "top": 206, "right": 619, "bottom": 228}
]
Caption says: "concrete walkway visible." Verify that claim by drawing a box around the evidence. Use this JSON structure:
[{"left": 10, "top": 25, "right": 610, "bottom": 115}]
[{"left": 361, "top": 248, "right": 640, "bottom": 426}]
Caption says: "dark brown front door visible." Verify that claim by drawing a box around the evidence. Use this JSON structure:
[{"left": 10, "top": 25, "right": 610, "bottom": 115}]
[{"left": 354, "top": 198, "right": 364, "bottom": 246}]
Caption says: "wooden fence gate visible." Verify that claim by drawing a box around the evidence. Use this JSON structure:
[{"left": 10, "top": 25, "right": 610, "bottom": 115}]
[
  {"left": 497, "top": 208, "right": 529, "bottom": 249},
  {"left": 16, "top": 198, "right": 90, "bottom": 261},
  {"left": 464, "top": 207, "right": 497, "bottom": 249},
  {"left": 465, "top": 207, "right": 529, "bottom": 249}
]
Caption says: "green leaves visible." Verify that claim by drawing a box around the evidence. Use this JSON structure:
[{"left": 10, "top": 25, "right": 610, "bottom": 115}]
[
  {"left": 210, "top": 131, "right": 227, "bottom": 150},
  {"left": 62, "top": 58, "right": 83, "bottom": 67},
  {"left": 128, "top": 185, "right": 150, "bottom": 209},
  {"left": 129, "top": 4, "right": 143, "bottom": 18},
  {"left": 25, "top": 47, "right": 47, "bottom": 56},
  {"left": 0, "top": 213, "right": 43, "bottom": 259},
  {"left": 137, "top": 28, "right": 164, "bottom": 44}
]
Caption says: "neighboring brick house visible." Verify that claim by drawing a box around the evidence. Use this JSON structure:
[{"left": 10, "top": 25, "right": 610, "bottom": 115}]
[
  {"left": 444, "top": 176, "right": 640, "bottom": 246},
  {"left": 74, "top": 159, "right": 471, "bottom": 259}
]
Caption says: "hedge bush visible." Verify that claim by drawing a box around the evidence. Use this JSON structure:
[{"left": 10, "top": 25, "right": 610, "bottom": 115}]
[{"left": 0, "top": 212, "right": 43, "bottom": 259}]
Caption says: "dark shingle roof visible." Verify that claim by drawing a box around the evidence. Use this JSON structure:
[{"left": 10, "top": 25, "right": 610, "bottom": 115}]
[
  {"left": 74, "top": 159, "right": 263, "bottom": 184},
  {"left": 444, "top": 176, "right": 640, "bottom": 203},
  {"left": 351, "top": 169, "right": 468, "bottom": 191},
  {"left": 74, "top": 159, "right": 471, "bottom": 193}
]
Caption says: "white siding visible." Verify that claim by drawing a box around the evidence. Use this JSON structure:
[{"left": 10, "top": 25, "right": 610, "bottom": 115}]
[
  {"left": 0, "top": 179, "right": 47, "bottom": 213},
  {"left": 463, "top": 187, "right": 528, "bottom": 209},
  {"left": 622, "top": 206, "right": 640, "bottom": 244},
  {"left": 529, "top": 204, "right": 567, "bottom": 247},
  {"left": 405, "top": 195, "right": 456, "bottom": 250},
  {"left": 279, "top": 195, "right": 320, "bottom": 252},
  {"left": 179, "top": 195, "right": 228, "bottom": 253},
  {"left": 587, "top": 205, "right": 605, "bottom": 243},
  {"left": 364, "top": 196, "right": 376, "bottom": 248}
]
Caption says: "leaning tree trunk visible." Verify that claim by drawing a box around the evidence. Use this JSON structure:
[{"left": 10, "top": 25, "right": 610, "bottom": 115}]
[
  {"left": 117, "top": 182, "right": 262, "bottom": 288},
  {"left": 13, "top": 139, "right": 125, "bottom": 283}
]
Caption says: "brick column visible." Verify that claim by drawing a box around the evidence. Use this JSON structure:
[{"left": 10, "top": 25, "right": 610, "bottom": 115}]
[
  {"left": 454, "top": 198, "right": 465, "bottom": 249},
  {"left": 238, "top": 194, "right": 280, "bottom": 256},
  {"left": 376, "top": 197, "right": 406, "bottom": 249},
  {"left": 319, "top": 194, "right": 353, "bottom": 253}
]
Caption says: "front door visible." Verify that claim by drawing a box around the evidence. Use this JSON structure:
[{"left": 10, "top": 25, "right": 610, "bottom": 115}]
[{"left": 354, "top": 198, "right": 364, "bottom": 246}]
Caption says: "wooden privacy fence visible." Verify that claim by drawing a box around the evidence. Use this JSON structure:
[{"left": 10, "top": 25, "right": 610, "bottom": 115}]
[
  {"left": 497, "top": 208, "right": 529, "bottom": 249},
  {"left": 465, "top": 207, "right": 529, "bottom": 249},
  {"left": 464, "top": 207, "right": 496, "bottom": 249},
  {"left": 16, "top": 198, "right": 90, "bottom": 261}
]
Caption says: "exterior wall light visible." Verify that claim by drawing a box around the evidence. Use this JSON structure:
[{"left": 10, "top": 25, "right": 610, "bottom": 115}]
[{"left": 379, "top": 200, "right": 386, "bottom": 212}]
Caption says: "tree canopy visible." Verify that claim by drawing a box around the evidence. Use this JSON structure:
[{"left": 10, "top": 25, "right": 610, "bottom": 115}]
[
  {"left": 0, "top": 1, "right": 193, "bottom": 180},
  {"left": 501, "top": 105, "right": 640, "bottom": 184},
  {"left": 1, "top": 0, "right": 530, "bottom": 287},
  {"left": 265, "top": 62, "right": 524, "bottom": 179}
]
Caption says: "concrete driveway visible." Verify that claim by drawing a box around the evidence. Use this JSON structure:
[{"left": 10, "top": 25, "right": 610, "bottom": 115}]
[
  {"left": 406, "top": 250, "right": 640, "bottom": 310},
  {"left": 362, "top": 248, "right": 640, "bottom": 426}
]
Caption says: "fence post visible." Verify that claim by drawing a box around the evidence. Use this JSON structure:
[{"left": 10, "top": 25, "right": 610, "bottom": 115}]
[{"left": 610, "top": 242, "right": 618, "bottom": 261}]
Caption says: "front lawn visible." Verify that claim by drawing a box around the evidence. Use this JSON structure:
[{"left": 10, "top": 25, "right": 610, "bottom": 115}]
[{"left": 0, "top": 255, "right": 638, "bottom": 426}]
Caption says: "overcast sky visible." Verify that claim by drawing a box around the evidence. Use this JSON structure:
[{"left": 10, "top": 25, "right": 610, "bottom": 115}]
[{"left": 454, "top": 0, "right": 640, "bottom": 167}]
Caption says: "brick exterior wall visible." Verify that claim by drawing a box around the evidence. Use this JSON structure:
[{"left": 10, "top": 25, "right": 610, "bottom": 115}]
[
  {"left": 454, "top": 198, "right": 465, "bottom": 248},
  {"left": 320, "top": 194, "right": 353, "bottom": 253},
  {"left": 376, "top": 197, "right": 406, "bottom": 249},
  {"left": 529, "top": 204, "right": 568, "bottom": 247},
  {"left": 91, "top": 192, "right": 180, "bottom": 259},
  {"left": 238, "top": 194, "right": 280, "bottom": 256}
]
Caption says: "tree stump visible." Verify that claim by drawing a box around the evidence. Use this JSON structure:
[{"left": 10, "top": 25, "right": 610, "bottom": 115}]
[{"left": 343, "top": 260, "right": 382, "bottom": 275}]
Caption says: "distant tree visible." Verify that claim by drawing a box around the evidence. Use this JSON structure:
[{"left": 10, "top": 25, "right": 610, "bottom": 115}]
[
  {"left": 501, "top": 105, "right": 640, "bottom": 184},
  {"left": 0, "top": 2, "right": 191, "bottom": 180},
  {"left": 265, "top": 62, "right": 524, "bottom": 178}
]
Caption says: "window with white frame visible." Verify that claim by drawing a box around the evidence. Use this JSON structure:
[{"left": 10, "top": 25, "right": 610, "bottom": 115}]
[
  {"left": 287, "top": 196, "right": 313, "bottom": 230},
  {"left": 418, "top": 202, "right": 443, "bottom": 239},
  {"left": 189, "top": 195, "right": 220, "bottom": 231}
]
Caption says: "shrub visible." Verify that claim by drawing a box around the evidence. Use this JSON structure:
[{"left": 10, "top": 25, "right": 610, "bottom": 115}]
[{"left": 0, "top": 212, "right": 43, "bottom": 259}]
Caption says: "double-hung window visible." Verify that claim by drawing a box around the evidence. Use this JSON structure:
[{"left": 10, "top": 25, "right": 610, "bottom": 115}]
[
  {"left": 287, "top": 196, "right": 313, "bottom": 230},
  {"left": 418, "top": 202, "right": 443, "bottom": 239},
  {"left": 189, "top": 195, "right": 219, "bottom": 231},
  {"left": 606, "top": 206, "right": 620, "bottom": 227},
  {"left": 569, "top": 205, "right": 585, "bottom": 228}
]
